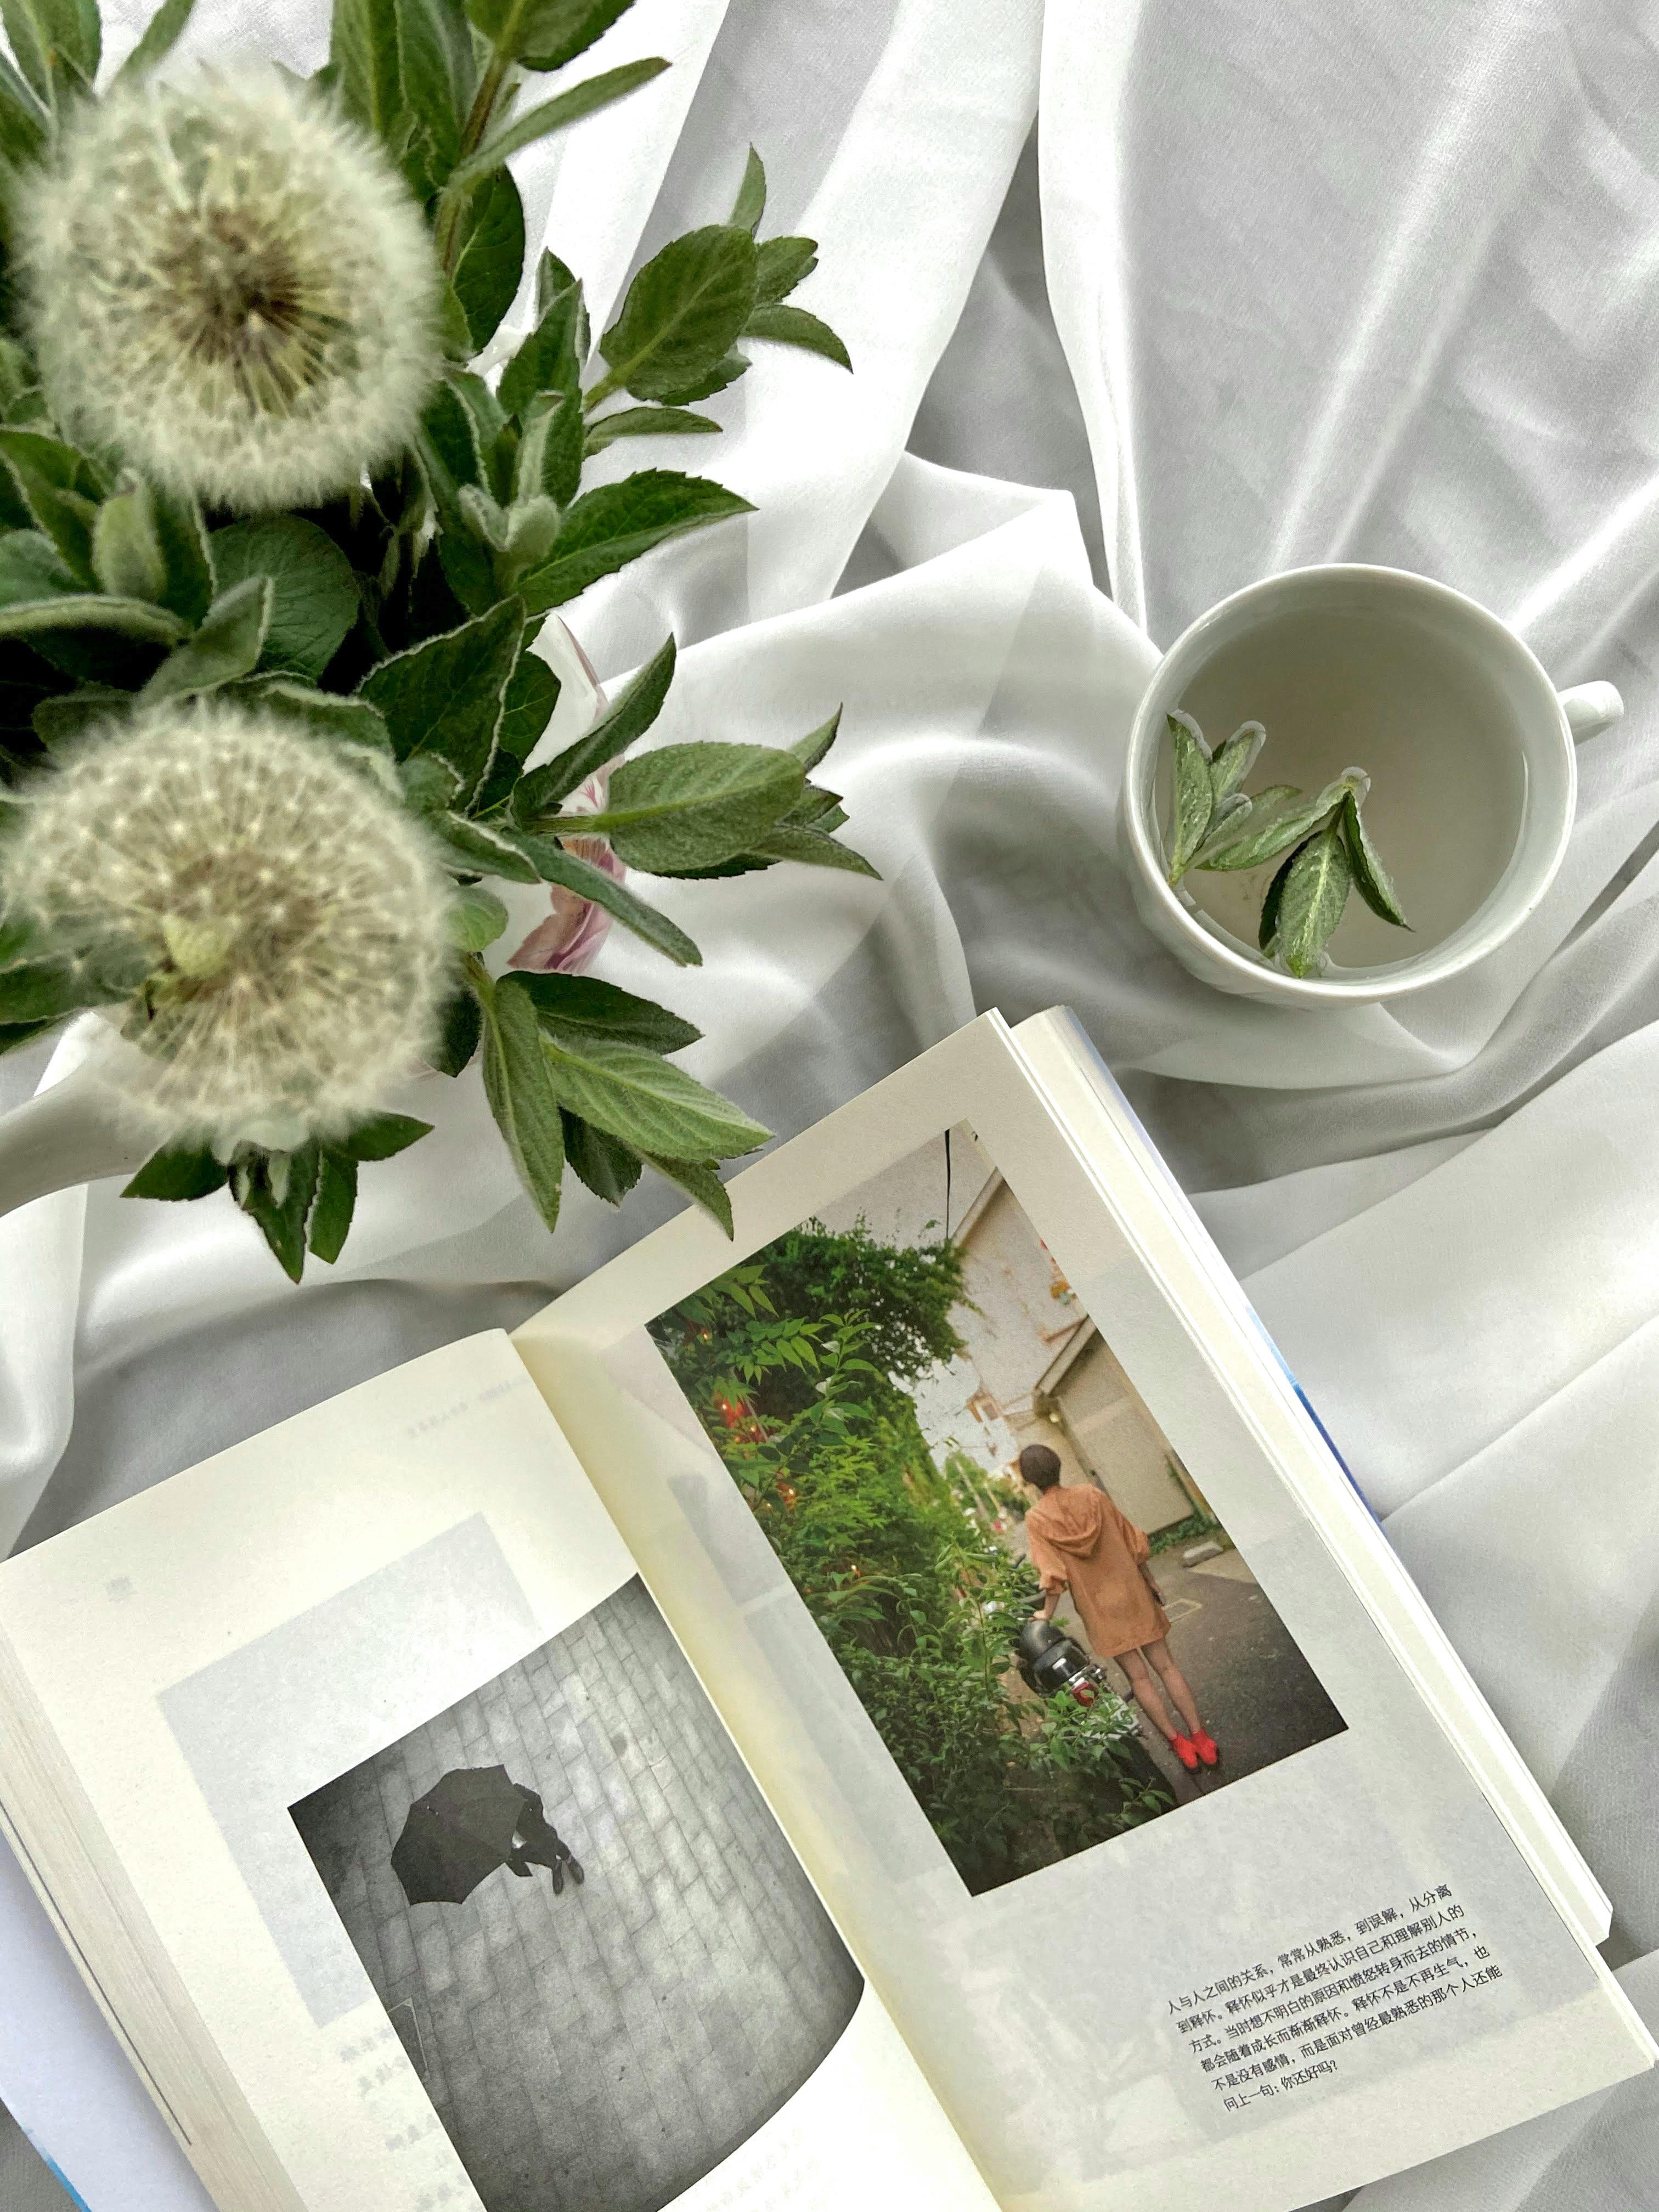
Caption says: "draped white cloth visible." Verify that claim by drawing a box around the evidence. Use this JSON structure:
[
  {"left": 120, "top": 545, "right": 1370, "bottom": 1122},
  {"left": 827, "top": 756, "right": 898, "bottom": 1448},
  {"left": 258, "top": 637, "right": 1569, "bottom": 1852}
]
[{"left": 3, "top": 3, "right": 1658, "bottom": 2208}]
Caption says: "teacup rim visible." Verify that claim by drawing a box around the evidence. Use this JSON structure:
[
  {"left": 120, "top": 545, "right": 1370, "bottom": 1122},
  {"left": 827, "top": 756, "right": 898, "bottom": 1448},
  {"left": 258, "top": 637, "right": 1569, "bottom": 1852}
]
[{"left": 1122, "top": 562, "right": 1576, "bottom": 1004}]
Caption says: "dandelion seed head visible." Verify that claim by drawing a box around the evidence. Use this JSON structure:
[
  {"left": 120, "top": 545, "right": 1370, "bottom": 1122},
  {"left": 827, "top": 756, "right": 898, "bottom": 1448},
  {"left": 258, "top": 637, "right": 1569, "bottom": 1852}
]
[
  {"left": 18, "top": 67, "right": 442, "bottom": 511},
  {"left": 2, "top": 702, "right": 455, "bottom": 1149}
]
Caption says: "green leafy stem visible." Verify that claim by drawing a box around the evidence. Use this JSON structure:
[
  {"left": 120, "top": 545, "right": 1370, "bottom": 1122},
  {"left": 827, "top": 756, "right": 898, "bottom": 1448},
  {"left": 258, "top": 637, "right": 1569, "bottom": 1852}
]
[{"left": 1163, "top": 712, "right": 1410, "bottom": 979}]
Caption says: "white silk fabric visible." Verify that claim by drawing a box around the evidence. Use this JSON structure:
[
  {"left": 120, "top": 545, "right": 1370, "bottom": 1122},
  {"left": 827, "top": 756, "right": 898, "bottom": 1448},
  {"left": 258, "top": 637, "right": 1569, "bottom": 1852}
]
[{"left": 3, "top": 4, "right": 1658, "bottom": 2209}]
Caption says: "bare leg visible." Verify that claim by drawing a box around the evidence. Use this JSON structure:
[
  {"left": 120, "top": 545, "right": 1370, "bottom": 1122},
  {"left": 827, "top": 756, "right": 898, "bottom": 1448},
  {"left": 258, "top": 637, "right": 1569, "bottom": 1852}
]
[
  {"left": 1119, "top": 1647, "right": 1182, "bottom": 1741},
  {"left": 1144, "top": 1638, "right": 1202, "bottom": 1736}
]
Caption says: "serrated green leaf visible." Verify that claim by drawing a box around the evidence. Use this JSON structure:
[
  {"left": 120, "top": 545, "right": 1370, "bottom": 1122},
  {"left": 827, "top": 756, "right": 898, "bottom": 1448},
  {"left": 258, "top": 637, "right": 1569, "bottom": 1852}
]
[
  {"left": 585, "top": 741, "right": 802, "bottom": 873},
  {"left": 512, "top": 971, "right": 701, "bottom": 1052},
  {"left": 729, "top": 145, "right": 765, "bottom": 233},
  {"left": 514, "top": 392, "right": 585, "bottom": 510},
  {"left": 149, "top": 484, "right": 216, "bottom": 625},
  {"left": 0, "top": 594, "right": 188, "bottom": 645},
  {"left": 447, "top": 58, "right": 667, "bottom": 191},
  {"left": 330, "top": 0, "right": 403, "bottom": 142},
  {"left": 358, "top": 596, "right": 523, "bottom": 802},
  {"left": 1187, "top": 782, "right": 1301, "bottom": 869},
  {"left": 1165, "top": 714, "right": 1214, "bottom": 883},
  {"left": 789, "top": 708, "right": 841, "bottom": 773},
  {"left": 742, "top": 820, "right": 879, "bottom": 876},
  {"left": 32, "top": 684, "right": 129, "bottom": 749},
  {"left": 561, "top": 1109, "right": 642, "bottom": 1203},
  {"left": 514, "top": 632, "right": 675, "bottom": 816},
  {"left": 529, "top": 840, "right": 701, "bottom": 964},
  {"left": 448, "top": 883, "right": 510, "bottom": 950},
  {"left": 1276, "top": 822, "right": 1352, "bottom": 978},
  {"left": 429, "top": 979, "right": 483, "bottom": 1074},
  {"left": 2, "top": 0, "right": 98, "bottom": 103},
  {"left": 0, "top": 431, "right": 98, "bottom": 584},
  {"left": 1257, "top": 848, "right": 1295, "bottom": 953},
  {"left": 393, "top": 0, "right": 467, "bottom": 174},
  {"left": 307, "top": 1148, "right": 358, "bottom": 1263},
  {"left": 0, "top": 910, "right": 42, "bottom": 966},
  {"left": 139, "top": 577, "right": 272, "bottom": 703},
  {"left": 0, "top": 1015, "right": 58, "bottom": 1056},
  {"left": 431, "top": 810, "right": 543, "bottom": 881},
  {"left": 540, "top": 1029, "right": 769, "bottom": 1160},
  {"left": 420, "top": 380, "right": 486, "bottom": 509},
  {"left": 1341, "top": 791, "right": 1410, "bottom": 929},
  {"left": 340, "top": 1111, "right": 433, "bottom": 1160},
  {"left": 1208, "top": 721, "right": 1266, "bottom": 806},
  {"left": 517, "top": 0, "right": 635, "bottom": 67},
  {"left": 399, "top": 752, "right": 466, "bottom": 813},
  {"left": 0, "top": 955, "right": 110, "bottom": 1024},
  {"left": 651, "top": 352, "right": 749, "bottom": 407},
  {"left": 91, "top": 482, "right": 166, "bottom": 604},
  {"left": 0, "top": 530, "right": 77, "bottom": 607},
  {"left": 481, "top": 973, "right": 566, "bottom": 1233},
  {"left": 743, "top": 302, "right": 850, "bottom": 369},
  {"left": 753, "top": 235, "right": 816, "bottom": 308},
  {"left": 583, "top": 405, "right": 720, "bottom": 455},
  {"left": 500, "top": 286, "right": 582, "bottom": 417},
  {"left": 599, "top": 225, "right": 759, "bottom": 403},
  {"left": 498, "top": 648, "right": 560, "bottom": 762},
  {"left": 1199, "top": 776, "right": 1356, "bottom": 873},
  {"left": 517, "top": 471, "right": 753, "bottom": 616},
  {"left": 251, "top": 682, "right": 396, "bottom": 756},
  {"left": 450, "top": 168, "right": 526, "bottom": 353},
  {"left": 0, "top": 53, "right": 45, "bottom": 167},
  {"left": 122, "top": 1143, "right": 229, "bottom": 1200},
  {"left": 209, "top": 516, "right": 359, "bottom": 680},
  {"left": 640, "top": 1150, "right": 733, "bottom": 1234},
  {"left": 114, "top": 0, "right": 196, "bottom": 83},
  {"left": 238, "top": 1142, "right": 320, "bottom": 1282},
  {"left": 449, "top": 371, "right": 511, "bottom": 490},
  {"left": 535, "top": 248, "right": 589, "bottom": 355}
]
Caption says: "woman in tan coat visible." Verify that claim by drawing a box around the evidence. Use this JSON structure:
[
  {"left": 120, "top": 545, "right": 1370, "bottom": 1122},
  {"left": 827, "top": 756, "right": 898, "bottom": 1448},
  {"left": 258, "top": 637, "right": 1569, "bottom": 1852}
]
[{"left": 1019, "top": 1443, "right": 1218, "bottom": 1771}]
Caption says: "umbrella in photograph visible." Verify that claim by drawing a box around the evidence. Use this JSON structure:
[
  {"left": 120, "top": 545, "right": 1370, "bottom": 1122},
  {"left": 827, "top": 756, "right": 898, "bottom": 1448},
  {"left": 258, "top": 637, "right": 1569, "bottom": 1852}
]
[{"left": 391, "top": 1764, "right": 529, "bottom": 1907}]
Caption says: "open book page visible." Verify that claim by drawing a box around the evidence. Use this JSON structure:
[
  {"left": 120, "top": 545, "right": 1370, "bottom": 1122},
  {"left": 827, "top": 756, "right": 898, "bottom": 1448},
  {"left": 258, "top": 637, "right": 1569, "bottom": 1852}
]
[
  {"left": 0, "top": 1333, "right": 995, "bottom": 2212},
  {"left": 514, "top": 1014, "right": 1652, "bottom": 2212}
]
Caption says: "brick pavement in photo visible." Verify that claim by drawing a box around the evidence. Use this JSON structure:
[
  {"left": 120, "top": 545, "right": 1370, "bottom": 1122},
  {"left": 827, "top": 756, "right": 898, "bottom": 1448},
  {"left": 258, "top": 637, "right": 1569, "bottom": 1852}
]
[{"left": 291, "top": 1577, "right": 862, "bottom": 2212}]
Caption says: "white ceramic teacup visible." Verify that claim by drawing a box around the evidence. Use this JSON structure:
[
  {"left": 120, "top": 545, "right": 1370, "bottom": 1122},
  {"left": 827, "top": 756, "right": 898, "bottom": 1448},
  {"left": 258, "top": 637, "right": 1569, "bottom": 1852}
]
[{"left": 1118, "top": 565, "right": 1623, "bottom": 1007}]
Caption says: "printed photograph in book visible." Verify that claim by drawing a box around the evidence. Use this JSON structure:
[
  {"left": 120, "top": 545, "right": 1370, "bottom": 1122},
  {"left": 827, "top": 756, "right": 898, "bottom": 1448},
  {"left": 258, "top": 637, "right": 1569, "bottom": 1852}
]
[
  {"left": 290, "top": 1576, "right": 864, "bottom": 2212},
  {"left": 648, "top": 1126, "right": 1348, "bottom": 1897}
]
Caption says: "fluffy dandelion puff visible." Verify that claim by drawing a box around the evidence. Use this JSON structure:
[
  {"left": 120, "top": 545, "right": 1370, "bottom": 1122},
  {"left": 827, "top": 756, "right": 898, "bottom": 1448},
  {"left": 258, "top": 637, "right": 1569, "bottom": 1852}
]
[
  {"left": 2, "top": 703, "right": 455, "bottom": 1151},
  {"left": 16, "top": 67, "right": 441, "bottom": 511}
]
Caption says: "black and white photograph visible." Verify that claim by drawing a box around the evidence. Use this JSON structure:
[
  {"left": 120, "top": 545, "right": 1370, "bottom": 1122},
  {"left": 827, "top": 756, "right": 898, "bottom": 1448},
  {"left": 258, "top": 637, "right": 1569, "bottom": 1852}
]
[{"left": 290, "top": 1577, "right": 864, "bottom": 2212}]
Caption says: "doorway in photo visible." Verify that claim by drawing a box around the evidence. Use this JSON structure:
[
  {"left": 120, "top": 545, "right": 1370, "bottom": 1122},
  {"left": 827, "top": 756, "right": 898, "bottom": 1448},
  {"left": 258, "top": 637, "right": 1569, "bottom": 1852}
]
[
  {"left": 648, "top": 1125, "right": 1347, "bottom": 1897},
  {"left": 290, "top": 1576, "right": 863, "bottom": 2212}
]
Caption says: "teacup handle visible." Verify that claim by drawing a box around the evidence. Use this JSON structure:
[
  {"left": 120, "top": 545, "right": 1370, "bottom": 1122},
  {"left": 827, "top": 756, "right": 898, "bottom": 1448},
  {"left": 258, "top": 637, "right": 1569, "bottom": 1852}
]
[{"left": 1559, "top": 682, "right": 1624, "bottom": 743}]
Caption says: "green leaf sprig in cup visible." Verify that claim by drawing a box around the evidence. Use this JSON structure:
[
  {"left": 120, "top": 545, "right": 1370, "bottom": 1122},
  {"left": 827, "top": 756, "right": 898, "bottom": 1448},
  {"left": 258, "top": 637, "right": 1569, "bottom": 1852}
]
[{"left": 1163, "top": 713, "right": 1410, "bottom": 978}]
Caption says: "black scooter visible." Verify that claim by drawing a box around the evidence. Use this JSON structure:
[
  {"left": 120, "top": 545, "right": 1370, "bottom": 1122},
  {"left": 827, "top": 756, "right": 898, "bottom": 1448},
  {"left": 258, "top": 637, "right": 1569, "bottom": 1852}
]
[
  {"left": 1013, "top": 1617, "right": 1175, "bottom": 1798},
  {"left": 1014, "top": 1616, "right": 1116, "bottom": 1706}
]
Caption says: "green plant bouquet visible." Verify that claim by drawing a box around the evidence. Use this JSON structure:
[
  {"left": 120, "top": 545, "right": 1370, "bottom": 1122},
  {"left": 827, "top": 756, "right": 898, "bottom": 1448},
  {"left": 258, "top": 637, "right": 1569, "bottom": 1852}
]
[
  {"left": 1163, "top": 712, "right": 1409, "bottom": 977},
  {"left": 0, "top": 0, "right": 870, "bottom": 1276}
]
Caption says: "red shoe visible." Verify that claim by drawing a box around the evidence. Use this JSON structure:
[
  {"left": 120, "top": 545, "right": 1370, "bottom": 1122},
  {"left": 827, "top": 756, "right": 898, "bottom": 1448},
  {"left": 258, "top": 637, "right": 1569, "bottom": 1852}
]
[
  {"left": 1191, "top": 1729, "right": 1220, "bottom": 1767},
  {"left": 1171, "top": 1735, "right": 1200, "bottom": 1770}
]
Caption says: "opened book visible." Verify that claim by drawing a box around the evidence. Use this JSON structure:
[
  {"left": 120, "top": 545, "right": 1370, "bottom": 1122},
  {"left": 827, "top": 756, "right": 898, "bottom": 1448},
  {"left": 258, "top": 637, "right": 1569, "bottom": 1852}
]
[{"left": 0, "top": 1009, "right": 1650, "bottom": 2212}]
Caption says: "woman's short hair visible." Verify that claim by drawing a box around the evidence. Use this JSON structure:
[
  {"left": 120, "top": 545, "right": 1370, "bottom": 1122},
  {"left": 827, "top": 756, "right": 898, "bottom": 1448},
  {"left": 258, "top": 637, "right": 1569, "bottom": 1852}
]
[{"left": 1018, "top": 1443, "right": 1064, "bottom": 1491}]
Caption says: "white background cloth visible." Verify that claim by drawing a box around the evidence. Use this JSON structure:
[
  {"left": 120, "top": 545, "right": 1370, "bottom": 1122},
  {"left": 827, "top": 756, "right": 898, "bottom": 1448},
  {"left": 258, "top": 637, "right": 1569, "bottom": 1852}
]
[{"left": 4, "top": 3, "right": 1658, "bottom": 2208}]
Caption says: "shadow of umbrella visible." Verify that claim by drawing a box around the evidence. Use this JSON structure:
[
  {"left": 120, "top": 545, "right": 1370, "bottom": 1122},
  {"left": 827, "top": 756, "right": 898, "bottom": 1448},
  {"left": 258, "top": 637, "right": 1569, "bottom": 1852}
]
[{"left": 392, "top": 1764, "right": 530, "bottom": 1908}]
